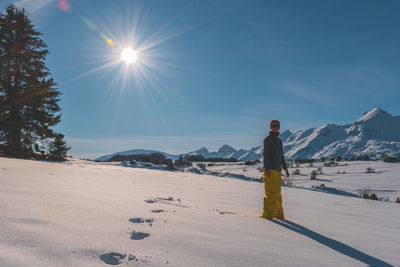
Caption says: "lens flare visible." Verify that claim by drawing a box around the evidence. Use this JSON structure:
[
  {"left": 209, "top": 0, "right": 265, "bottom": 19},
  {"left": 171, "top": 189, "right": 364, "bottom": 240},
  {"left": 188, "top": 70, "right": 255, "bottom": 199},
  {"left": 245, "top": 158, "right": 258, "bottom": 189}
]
[
  {"left": 58, "top": 0, "right": 70, "bottom": 12},
  {"left": 107, "top": 39, "right": 115, "bottom": 46},
  {"left": 100, "top": 33, "right": 114, "bottom": 46},
  {"left": 81, "top": 16, "right": 97, "bottom": 31},
  {"left": 81, "top": 17, "right": 115, "bottom": 46}
]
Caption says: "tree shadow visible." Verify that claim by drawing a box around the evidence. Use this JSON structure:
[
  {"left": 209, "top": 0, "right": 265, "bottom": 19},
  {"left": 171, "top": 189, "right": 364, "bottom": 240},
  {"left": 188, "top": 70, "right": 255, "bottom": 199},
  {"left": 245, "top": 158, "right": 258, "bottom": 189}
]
[{"left": 272, "top": 220, "right": 394, "bottom": 267}]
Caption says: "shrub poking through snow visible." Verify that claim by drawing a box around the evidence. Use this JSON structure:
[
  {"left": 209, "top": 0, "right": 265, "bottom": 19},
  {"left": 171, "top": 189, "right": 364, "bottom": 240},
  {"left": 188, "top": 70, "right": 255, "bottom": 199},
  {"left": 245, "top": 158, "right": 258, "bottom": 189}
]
[
  {"left": 292, "top": 169, "right": 300, "bottom": 175},
  {"left": 359, "top": 188, "right": 371, "bottom": 198},
  {"left": 366, "top": 167, "right": 375, "bottom": 173},
  {"left": 362, "top": 193, "right": 370, "bottom": 199},
  {"left": 359, "top": 190, "right": 379, "bottom": 201},
  {"left": 369, "top": 193, "right": 378, "bottom": 200},
  {"left": 317, "top": 167, "right": 323, "bottom": 174},
  {"left": 197, "top": 163, "right": 206, "bottom": 171},
  {"left": 284, "top": 178, "right": 293, "bottom": 186},
  {"left": 396, "top": 197, "right": 400, "bottom": 203},
  {"left": 312, "top": 184, "right": 325, "bottom": 189},
  {"left": 310, "top": 170, "right": 317, "bottom": 180}
]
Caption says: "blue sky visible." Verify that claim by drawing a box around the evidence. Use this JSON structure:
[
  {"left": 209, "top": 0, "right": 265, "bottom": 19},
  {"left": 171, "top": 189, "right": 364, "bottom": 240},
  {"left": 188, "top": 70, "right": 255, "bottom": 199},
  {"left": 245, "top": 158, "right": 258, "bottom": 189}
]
[{"left": 5, "top": 0, "right": 400, "bottom": 158}]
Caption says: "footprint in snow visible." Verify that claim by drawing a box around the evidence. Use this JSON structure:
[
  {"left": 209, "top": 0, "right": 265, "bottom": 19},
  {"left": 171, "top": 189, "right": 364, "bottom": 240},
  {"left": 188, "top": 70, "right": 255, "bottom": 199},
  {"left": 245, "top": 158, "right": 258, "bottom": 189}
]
[
  {"left": 151, "top": 209, "right": 165, "bottom": 213},
  {"left": 157, "top": 197, "right": 174, "bottom": 201},
  {"left": 219, "top": 211, "right": 237, "bottom": 215},
  {"left": 129, "top": 218, "right": 154, "bottom": 226},
  {"left": 145, "top": 197, "right": 174, "bottom": 203},
  {"left": 131, "top": 231, "right": 150, "bottom": 240},
  {"left": 145, "top": 197, "right": 188, "bottom": 208},
  {"left": 212, "top": 209, "right": 237, "bottom": 215},
  {"left": 100, "top": 252, "right": 124, "bottom": 265},
  {"left": 100, "top": 252, "right": 141, "bottom": 265},
  {"left": 129, "top": 218, "right": 144, "bottom": 223}
]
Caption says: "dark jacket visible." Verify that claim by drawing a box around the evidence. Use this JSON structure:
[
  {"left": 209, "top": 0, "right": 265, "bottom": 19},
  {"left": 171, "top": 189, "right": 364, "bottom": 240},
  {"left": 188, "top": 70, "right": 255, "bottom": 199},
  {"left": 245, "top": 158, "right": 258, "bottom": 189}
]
[{"left": 263, "top": 131, "right": 288, "bottom": 172}]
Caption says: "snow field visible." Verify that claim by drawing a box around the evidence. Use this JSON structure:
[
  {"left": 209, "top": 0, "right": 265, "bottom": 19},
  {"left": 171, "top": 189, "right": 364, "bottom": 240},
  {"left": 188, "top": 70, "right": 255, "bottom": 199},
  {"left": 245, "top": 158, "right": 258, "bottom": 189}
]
[
  {"left": 0, "top": 157, "right": 399, "bottom": 266},
  {"left": 202, "top": 160, "right": 400, "bottom": 201}
]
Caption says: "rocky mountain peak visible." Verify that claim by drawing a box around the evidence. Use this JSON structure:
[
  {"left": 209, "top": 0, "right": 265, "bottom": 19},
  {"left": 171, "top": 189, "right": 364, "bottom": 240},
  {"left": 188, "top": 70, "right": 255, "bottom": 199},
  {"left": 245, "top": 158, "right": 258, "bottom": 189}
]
[
  {"left": 358, "top": 108, "right": 391, "bottom": 123},
  {"left": 217, "top": 145, "right": 236, "bottom": 155},
  {"left": 195, "top": 147, "right": 209, "bottom": 154}
]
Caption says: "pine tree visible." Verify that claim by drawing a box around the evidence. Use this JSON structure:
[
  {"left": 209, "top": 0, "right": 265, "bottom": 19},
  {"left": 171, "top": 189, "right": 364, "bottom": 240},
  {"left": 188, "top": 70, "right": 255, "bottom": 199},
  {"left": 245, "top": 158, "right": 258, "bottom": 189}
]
[
  {"left": 0, "top": 4, "right": 69, "bottom": 160},
  {"left": 48, "top": 134, "right": 70, "bottom": 161}
]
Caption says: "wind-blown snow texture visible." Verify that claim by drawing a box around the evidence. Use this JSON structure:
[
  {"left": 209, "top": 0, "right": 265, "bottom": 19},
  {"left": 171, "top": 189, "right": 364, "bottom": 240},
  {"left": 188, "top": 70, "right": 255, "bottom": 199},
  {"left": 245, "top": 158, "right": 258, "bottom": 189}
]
[
  {"left": 0, "top": 157, "right": 399, "bottom": 266},
  {"left": 96, "top": 108, "right": 400, "bottom": 162}
]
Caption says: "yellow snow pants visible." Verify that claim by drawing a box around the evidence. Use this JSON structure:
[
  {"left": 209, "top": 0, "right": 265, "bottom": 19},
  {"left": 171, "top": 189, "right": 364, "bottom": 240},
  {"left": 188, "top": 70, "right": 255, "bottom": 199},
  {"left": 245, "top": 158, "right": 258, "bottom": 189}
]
[{"left": 262, "top": 169, "right": 284, "bottom": 219}]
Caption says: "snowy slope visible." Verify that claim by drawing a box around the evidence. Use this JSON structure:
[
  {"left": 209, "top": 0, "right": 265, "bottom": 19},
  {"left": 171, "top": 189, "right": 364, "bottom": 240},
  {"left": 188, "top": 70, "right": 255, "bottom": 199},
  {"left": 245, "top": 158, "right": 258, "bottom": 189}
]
[
  {"left": 0, "top": 157, "right": 399, "bottom": 266},
  {"left": 346, "top": 108, "right": 400, "bottom": 141},
  {"left": 279, "top": 129, "right": 293, "bottom": 142},
  {"left": 237, "top": 146, "right": 263, "bottom": 161},
  {"left": 201, "top": 160, "right": 400, "bottom": 201},
  {"left": 284, "top": 108, "right": 400, "bottom": 159},
  {"left": 284, "top": 124, "right": 348, "bottom": 159}
]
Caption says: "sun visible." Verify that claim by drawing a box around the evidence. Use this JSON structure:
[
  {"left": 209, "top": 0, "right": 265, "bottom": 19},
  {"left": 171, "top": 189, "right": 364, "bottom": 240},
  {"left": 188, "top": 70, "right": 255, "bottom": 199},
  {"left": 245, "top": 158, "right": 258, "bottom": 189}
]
[{"left": 121, "top": 47, "right": 137, "bottom": 64}]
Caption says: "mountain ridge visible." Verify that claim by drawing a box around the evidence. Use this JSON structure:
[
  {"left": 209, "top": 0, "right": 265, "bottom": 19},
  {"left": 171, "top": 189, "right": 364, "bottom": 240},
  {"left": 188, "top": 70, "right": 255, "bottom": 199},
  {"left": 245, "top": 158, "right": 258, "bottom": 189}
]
[{"left": 96, "top": 108, "right": 400, "bottom": 162}]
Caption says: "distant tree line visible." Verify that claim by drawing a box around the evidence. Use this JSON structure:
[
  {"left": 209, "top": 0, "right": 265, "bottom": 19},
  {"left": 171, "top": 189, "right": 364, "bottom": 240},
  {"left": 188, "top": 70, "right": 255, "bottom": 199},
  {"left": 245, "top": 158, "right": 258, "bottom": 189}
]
[
  {"left": 181, "top": 154, "right": 238, "bottom": 162},
  {"left": 102, "top": 153, "right": 239, "bottom": 170},
  {"left": 0, "top": 5, "right": 69, "bottom": 160},
  {"left": 104, "top": 153, "right": 174, "bottom": 168},
  {"left": 244, "top": 159, "right": 261, "bottom": 165},
  {"left": 381, "top": 154, "right": 400, "bottom": 163}
]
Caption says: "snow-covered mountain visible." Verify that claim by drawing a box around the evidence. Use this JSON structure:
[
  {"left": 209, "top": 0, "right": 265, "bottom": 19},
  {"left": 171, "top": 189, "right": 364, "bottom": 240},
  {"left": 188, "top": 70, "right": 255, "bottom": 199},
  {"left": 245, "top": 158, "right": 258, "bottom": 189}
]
[
  {"left": 188, "top": 145, "right": 236, "bottom": 159},
  {"left": 96, "top": 108, "right": 400, "bottom": 162},
  {"left": 188, "top": 108, "right": 400, "bottom": 160},
  {"left": 284, "top": 108, "right": 400, "bottom": 159}
]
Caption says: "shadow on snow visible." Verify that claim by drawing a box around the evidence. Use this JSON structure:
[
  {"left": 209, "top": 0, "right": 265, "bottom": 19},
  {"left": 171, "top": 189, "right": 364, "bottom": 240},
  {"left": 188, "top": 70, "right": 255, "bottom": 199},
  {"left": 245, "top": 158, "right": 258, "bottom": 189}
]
[
  {"left": 292, "top": 185, "right": 360, "bottom": 198},
  {"left": 273, "top": 220, "right": 394, "bottom": 267}
]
